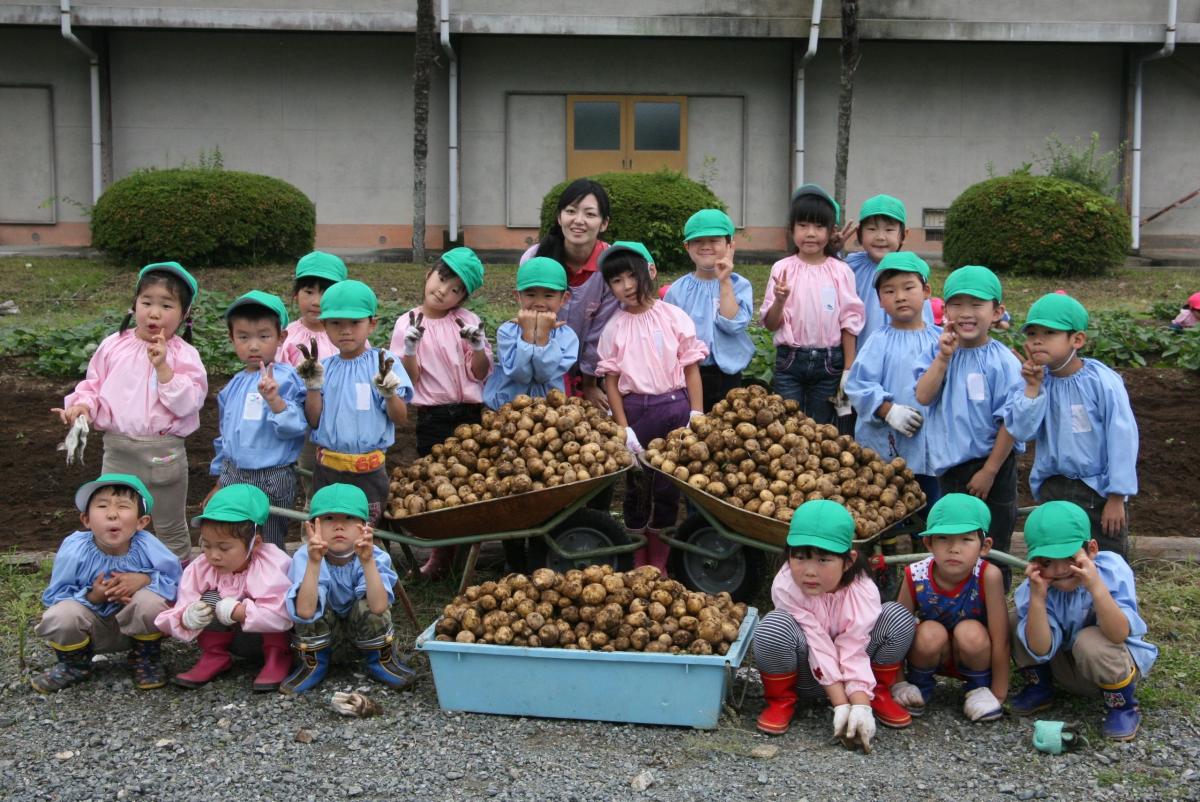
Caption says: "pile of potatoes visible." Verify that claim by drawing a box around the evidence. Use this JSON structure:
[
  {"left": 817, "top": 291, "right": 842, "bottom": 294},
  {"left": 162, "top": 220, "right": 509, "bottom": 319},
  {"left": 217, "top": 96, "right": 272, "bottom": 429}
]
[
  {"left": 385, "top": 390, "right": 633, "bottom": 520},
  {"left": 644, "top": 385, "right": 925, "bottom": 539},
  {"left": 434, "top": 565, "right": 748, "bottom": 655}
]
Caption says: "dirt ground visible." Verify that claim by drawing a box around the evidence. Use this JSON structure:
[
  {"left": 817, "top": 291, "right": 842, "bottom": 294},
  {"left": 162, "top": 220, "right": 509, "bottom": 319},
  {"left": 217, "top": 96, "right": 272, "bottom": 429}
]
[{"left": 1, "top": 364, "right": 1195, "bottom": 552}]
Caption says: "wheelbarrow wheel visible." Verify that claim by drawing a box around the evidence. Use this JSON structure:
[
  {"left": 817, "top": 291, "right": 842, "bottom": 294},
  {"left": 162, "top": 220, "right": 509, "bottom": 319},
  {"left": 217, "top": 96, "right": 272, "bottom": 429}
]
[
  {"left": 528, "top": 508, "right": 633, "bottom": 573},
  {"left": 669, "top": 513, "right": 764, "bottom": 603}
]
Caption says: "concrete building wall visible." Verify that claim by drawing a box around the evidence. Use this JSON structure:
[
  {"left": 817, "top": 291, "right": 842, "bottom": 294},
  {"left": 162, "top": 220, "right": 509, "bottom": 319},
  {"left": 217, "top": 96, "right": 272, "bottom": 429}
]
[{"left": 1139, "top": 45, "right": 1200, "bottom": 244}]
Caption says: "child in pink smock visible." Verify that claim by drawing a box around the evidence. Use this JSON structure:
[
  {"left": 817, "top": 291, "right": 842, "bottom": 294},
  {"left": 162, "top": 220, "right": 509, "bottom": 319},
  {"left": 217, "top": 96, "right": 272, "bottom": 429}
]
[
  {"left": 596, "top": 241, "right": 707, "bottom": 573},
  {"left": 752, "top": 501, "right": 916, "bottom": 749},
  {"left": 390, "top": 247, "right": 493, "bottom": 579},
  {"left": 156, "top": 484, "right": 293, "bottom": 691},
  {"left": 55, "top": 262, "right": 208, "bottom": 562},
  {"left": 760, "top": 184, "right": 865, "bottom": 425}
]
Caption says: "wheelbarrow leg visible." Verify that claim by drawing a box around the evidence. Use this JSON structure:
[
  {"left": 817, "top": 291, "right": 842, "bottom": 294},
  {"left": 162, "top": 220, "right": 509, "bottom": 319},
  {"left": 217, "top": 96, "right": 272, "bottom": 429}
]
[
  {"left": 393, "top": 579, "right": 420, "bottom": 629},
  {"left": 398, "top": 542, "right": 419, "bottom": 577},
  {"left": 457, "top": 542, "right": 482, "bottom": 595}
]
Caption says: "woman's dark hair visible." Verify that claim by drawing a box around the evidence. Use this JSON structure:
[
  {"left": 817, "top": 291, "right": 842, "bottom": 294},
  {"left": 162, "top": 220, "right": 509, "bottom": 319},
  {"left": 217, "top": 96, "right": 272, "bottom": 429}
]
[
  {"left": 600, "top": 251, "right": 656, "bottom": 307},
  {"left": 200, "top": 519, "right": 257, "bottom": 548},
  {"left": 535, "top": 179, "right": 611, "bottom": 265},
  {"left": 788, "top": 192, "right": 839, "bottom": 257},
  {"left": 118, "top": 271, "right": 195, "bottom": 344},
  {"left": 785, "top": 544, "right": 868, "bottom": 589},
  {"left": 292, "top": 276, "right": 337, "bottom": 296}
]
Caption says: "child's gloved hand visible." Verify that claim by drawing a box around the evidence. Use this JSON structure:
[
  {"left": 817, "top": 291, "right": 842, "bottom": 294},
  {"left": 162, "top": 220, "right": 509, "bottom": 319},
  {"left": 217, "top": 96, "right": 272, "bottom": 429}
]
[
  {"left": 891, "top": 680, "right": 926, "bottom": 711},
  {"left": 963, "top": 686, "right": 1003, "bottom": 722},
  {"left": 830, "top": 371, "right": 852, "bottom": 416},
  {"left": 884, "top": 404, "right": 924, "bottom": 437},
  {"left": 458, "top": 320, "right": 488, "bottom": 352},
  {"left": 373, "top": 350, "right": 402, "bottom": 398},
  {"left": 403, "top": 311, "right": 425, "bottom": 357},
  {"left": 624, "top": 427, "right": 644, "bottom": 456},
  {"left": 831, "top": 703, "right": 852, "bottom": 739},
  {"left": 214, "top": 597, "right": 242, "bottom": 626},
  {"left": 182, "top": 600, "right": 214, "bottom": 631},
  {"left": 845, "top": 704, "right": 876, "bottom": 752},
  {"left": 331, "top": 690, "right": 382, "bottom": 718},
  {"left": 688, "top": 410, "right": 705, "bottom": 423},
  {"left": 296, "top": 338, "right": 324, "bottom": 391}
]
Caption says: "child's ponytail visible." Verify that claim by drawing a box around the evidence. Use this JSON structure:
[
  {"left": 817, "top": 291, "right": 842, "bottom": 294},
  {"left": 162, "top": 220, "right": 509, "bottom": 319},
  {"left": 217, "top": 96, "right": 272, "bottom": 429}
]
[
  {"left": 117, "top": 307, "right": 134, "bottom": 337},
  {"left": 182, "top": 313, "right": 194, "bottom": 344}
]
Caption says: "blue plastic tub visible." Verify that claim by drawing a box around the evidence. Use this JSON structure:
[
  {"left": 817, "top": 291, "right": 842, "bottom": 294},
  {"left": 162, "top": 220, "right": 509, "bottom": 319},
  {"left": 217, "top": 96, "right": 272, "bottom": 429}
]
[{"left": 416, "top": 607, "right": 758, "bottom": 729}]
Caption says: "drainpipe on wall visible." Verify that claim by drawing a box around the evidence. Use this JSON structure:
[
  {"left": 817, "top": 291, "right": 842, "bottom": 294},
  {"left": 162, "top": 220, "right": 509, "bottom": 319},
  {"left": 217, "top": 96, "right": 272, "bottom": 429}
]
[
  {"left": 440, "top": 0, "right": 459, "bottom": 243},
  {"left": 1131, "top": 0, "right": 1177, "bottom": 252},
  {"left": 60, "top": 0, "right": 102, "bottom": 205},
  {"left": 793, "top": 0, "right": 823, "bottom": 188}
]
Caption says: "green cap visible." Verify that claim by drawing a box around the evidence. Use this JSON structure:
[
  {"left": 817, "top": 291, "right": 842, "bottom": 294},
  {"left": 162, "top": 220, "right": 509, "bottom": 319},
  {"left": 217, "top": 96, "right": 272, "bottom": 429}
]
[
  {"left": 225, "top": 290, "right": 289, "bottom": 329},
  {"left": 440, "top": 247, "right": 485, "bottom": 295},
  {"left": 683, "top": 209, "right": 735, "bottom": 241},
  {"left": 194, "top": 484, "right": 270, "bottom": 527},
  {"left": 599, "top": 241, "right": 655, "bottom": 268},
  {"left": 791, "top": 183, "right": 841, "bottom": 226},
  {"left": 786, "top": 500, "right": 855, "bottom": 553},
  {"left": 1024, "top": 501, "right": 1092, "bottom": 560},
  {"left": 139, "top": 262, "right": 198, "bottom": 307},
  {"left": 319, "top": 279, "right": 377, "bottom": 320},
  {"left": 309, "top": 483, "right": 370, "bottom": 521},
  {"left": 516, "top": 257, "right": 569, "bottom": 292},
  {"left": 1023, "top": 293, "right": 1089, "bottom": 333},
  {"left": 874, "top": 251, "right": 930, "bottom": 287},
  {"left": 943, "top": 265, "right": 1003, "bottom": 303},
  {"left": 75, "top": 473, "right": 154, "bottom": 515},
  {"left": 858, "top": 194, "right": 907, "bottom": 226},
  {"left": 295, "top": 251, "right": 348, "bottom": 284},
  {"left": 920, "top": 493, "right": 991, "bottom": 537}
]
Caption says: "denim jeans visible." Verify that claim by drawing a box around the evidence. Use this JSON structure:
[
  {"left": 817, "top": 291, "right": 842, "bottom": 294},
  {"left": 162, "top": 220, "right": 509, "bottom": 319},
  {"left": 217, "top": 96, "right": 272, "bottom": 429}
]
[{"left": 772, "top": 346, "right": 843, "bottom": 425}]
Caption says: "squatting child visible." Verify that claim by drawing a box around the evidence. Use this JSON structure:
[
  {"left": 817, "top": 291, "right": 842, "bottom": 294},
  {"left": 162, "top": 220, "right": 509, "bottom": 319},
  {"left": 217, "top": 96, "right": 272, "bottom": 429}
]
[
  {"left": 32, "top": 474, "right": 180, "bottom": 693},
  {"left": 281, "top": 483, "right": 414, "bottom": 694},
  {"left": 1009, "top": 501, "right": 1156, "bottom": 741}
]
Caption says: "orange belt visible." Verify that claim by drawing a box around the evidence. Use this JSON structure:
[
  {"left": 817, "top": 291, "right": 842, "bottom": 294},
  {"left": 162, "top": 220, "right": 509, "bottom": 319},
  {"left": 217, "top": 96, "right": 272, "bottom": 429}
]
[{"left": 316, "top": 448, "right": 385, "bottom": 474}]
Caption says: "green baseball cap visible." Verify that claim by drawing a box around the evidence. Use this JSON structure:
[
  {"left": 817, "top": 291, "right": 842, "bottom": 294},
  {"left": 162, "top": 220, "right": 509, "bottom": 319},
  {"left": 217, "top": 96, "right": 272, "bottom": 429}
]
[
  {"left": 943, "top": 265, "right": 1003, "bottom": 303},
  {"left": 75, "top": 473, "right": 154, "bottom": 515},
  {"left": 599, "top": 241, "right": 656, "bottom": 268},
  {"left": 309, "top": 483, "right": 370, "bottom": 521},
  {"left": 786, "top": 500, "right": 855, "bottom": 553},
  {"left": 1024, "top": 501, "right": 1092, "bottom": 560},
  {"left": 295, "top": 251, "right": 348, "bottom": 284},
  {"left": 516, "top": 257, "right": 569, "bottom": 292},
  {"left": 319, "top": 279, "right": 378, "bottom": 320},
  {"left": 140, "top": 262, "right": 198, "bottom": 307},
  {"left": 1023, "top": 293, "right": 1089, "bottom": 333},
  {"left": 920, "top": 493, "right": 991, "bottom": 537},
  {"left": 858, "top": 194, "right": 907, "bottom": 226},
  {"left": 791, "top": 183, "right": 841, "bottom": 226},
  {"left": 441, "top": 247, "right": 485, "bottom": 295},
  {"left": 194, "top": 484, "right": 270, "bottom": 527},
  {"left": 874, "top": 251, "right": 930, "bottom": 287},
  {"left": 683, "top": 209, "right": 735, "bottom": 241},
  {"left": 225, "top": 290, "right": 289, "bottom": 329}
]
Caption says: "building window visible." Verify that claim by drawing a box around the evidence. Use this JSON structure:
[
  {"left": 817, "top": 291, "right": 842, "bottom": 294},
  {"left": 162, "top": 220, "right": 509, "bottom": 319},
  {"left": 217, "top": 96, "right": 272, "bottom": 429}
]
[
  {"left": 567, "top": 95, "right": 687, "bottom": 179},
  {"left": 922, "top": 208, "right": 947, "bottom": 242}
]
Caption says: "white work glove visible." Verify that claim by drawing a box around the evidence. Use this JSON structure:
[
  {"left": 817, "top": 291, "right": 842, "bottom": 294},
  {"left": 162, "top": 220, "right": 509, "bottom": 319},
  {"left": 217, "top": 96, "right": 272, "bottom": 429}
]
[
  {"left": 884, "top": 404, "right": 924, "bottom": 437},
  {"left": 331, "top": 691, "right": 383, "bottom": 718},
  {"left": 688, "top": 410, "right": 704, "bottom": 422},
  {"left": 845, "top": 704, "right": 876, "bottom": 752},
  {"left": 61, "top": 415, "right": 90, "bottom": 466},
  {"left": 403, "top": 311, "right": 425, "bottom": 357},
  {"left": 373, "top": 350, "right": 402, "bottom": 398},
  {"left": 624, "top": 427, "right": 644, "bottom": 456},
  {"left": 891, "top": 681, "right": 926, "bottom": 711},
  {"left": 458, "top": 321, "right": 488, "bottom": 352},
  {"left": 295, "top": 339, "right": 324, "bottom": 391},
  {"left": 963, "top": 686, "right": 1004, "bottom": 722},
  {"left": 181, "top": 600, "right": 214, "bottom": 631},
  {"left": 832, "top": 703, "right": 852, "bottom": 740},
  {"left": 214, "top": 597, "right": 241, "bottom": 627},
  {"left": 832, "top": 371, "right": 852, "bottom": 416}
]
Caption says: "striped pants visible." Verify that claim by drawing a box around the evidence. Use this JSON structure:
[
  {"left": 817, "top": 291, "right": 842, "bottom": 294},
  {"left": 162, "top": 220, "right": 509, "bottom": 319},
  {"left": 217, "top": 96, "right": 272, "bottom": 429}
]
[
  {"left": 752, "top": 603, "right": 916, "bottom": 697},
  {"left": 217, "top": 462, "right": 298, "bottom": 549}
]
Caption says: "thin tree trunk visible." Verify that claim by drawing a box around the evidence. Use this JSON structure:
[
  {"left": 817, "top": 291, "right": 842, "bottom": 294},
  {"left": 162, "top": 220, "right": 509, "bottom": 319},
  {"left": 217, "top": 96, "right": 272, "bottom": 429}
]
[
  {"left": 834, "top": 0, "right": 860, "bottom": 213},
  {"left": 411, "top": 0, "right": 436, "bottom": 264}
]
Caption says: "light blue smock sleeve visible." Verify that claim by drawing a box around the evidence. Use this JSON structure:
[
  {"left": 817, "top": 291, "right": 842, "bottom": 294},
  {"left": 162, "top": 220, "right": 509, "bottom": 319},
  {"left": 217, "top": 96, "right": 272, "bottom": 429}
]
[
  {"left": 285, "top": 545, "right": 329, "bottom": 624},
  {"left": 265, "top": 364, "right": 309, "bottom": 440},
  {"left": 135, "top": 531, "right": 183, "bottom": 603},
  {"left": 353, "top": 546, "right": 398, "bottom": 607}
]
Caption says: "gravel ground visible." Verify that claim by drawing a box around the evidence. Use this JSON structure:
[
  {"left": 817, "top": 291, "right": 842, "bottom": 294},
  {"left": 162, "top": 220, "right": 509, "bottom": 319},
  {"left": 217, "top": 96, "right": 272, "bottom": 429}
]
[{"left": 2, "top": 643, "right": 1198, "bottom": 802}]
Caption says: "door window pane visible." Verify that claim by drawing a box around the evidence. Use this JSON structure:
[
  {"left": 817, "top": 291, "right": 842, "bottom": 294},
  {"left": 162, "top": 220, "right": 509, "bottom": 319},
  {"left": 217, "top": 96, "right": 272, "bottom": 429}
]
[
  {"left": 634, "top": 101, "right": 680, "bottom": 151},
  {"left": 573, "top": 101, "right": 621, "bottom": 150}
]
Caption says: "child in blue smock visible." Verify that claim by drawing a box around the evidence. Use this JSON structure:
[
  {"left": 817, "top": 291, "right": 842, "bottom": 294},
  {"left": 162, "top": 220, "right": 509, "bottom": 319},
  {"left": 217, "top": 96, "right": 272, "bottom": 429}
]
[
  {"left": 212, "top": 291, "right": 307, "bottom": 549},
  {"left": 844, "top": 195, "right": 934, "bottom": 347},
  {"left": 1006, "top": 293, "right": 1138, "bottom": 558},
  {"left": 915, "top": 266, "right": 1024, "bottom": 587},
  {"left": 484, "top": 256, "right": 579, "bottom": 411},
  {"left": 1009, "top": 502, "right": 1155, "bottom": 741},
  {"left": 33, "top": 474, "right": 180, "bottom": 693},
  {"left": 282, "top": 484, "right": 413, "bottom": 694},
  {"left": 845, "top": 252, "right": 941, "bottom": 517},
  {"left": 300, "top": 280, "right": 413, "bottom": 526},
  {"left": 664, "top": 209, "right": 754, "bottom": 411}
]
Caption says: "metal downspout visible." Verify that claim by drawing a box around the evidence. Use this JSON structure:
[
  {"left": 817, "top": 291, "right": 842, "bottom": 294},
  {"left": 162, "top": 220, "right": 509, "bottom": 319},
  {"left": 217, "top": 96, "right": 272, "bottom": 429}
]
[
  {"left": 793, "top": 0, "right": 823, "bottom": 187},
  {"left": 1131, "top": 0, "right": 1177, "bottom": 252},
  {"left": 60, "top": 0, "right": 102, "bottom": 204},
  {"left": 440, "top": 0, "right": 459, "bottom": 243}
]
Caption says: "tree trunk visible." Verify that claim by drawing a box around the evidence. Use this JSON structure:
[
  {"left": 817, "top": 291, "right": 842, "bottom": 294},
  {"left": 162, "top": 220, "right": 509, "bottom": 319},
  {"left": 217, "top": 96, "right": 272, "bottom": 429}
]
[
  {"left": 834, "top": 0, "right": 860, "bottom": 214},
  {"left": 411, "top": 0, "right": 436, "bottom": 264}
]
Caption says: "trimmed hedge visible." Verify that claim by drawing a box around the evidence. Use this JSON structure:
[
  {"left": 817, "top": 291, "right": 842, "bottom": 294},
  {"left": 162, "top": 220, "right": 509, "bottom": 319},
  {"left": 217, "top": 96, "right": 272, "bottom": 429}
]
[
  {"left": 539, "top": 170, "right": 726, "bottom": 273},
  {"left": 943, "top": 174, "right": 1129, "bottom": 277},
  {"left": 91, "top": 169, "right": 315, "bottom": 267}
]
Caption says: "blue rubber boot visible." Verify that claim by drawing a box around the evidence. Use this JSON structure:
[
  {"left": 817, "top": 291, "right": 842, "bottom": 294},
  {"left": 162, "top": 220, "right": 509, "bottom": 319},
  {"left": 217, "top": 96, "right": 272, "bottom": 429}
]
[
  {"left": 906, "top": 665, "right": 938, "bottom": 713},
  {"left": 1101, "top": 672, "right": 1141, "bottom": 741},
  {"left": 279, "top": 641, "right": 331, "bottom": 695},
  {"left": 358, "top": 637, "right": 416, "bottom": 690},
  {"left": 30, "top": 640, "right": 93, "bottom": 694},
  {"left": 1009, "top": 664, "right": 1055, "bottom": 716},
  {"left": 128, "top": 634, "right": 166, "bottom": 690}
]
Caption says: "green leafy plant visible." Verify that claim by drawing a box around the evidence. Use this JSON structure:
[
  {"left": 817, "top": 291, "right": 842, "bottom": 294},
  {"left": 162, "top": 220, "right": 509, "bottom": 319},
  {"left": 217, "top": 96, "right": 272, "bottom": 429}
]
[
  {"left": 743, "top": 325, "right": 776, "bottom": 387},
  {"left": 997, "top": 308, "right": 1200, "bottom": 370}
]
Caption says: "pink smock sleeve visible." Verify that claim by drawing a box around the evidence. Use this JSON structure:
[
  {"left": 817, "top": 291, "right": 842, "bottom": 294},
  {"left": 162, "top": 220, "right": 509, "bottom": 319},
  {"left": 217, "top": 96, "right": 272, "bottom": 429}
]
[
  {"left": 157, "top": 340, "right": 209, "bottom": 419},
  {"left": 834, "top": 575, "right": 883, "bottom": 698},
  {"left": 674, "top": 309, "right": 709, "bottom": 368},
  {"left": 834, "top": 262, "right": 866, "bottom": 337},
  {"left": 594, "top": 315, "right": 622, "bottom": 378},
  {"left": 155, "top": 559, "right": 208, "bottom": 642},
  {"left": 63, "top": 335, "right": 113, "bottom": 418},
  {"left": 239, "top": 544, "right": 295, "bottom": 634}
]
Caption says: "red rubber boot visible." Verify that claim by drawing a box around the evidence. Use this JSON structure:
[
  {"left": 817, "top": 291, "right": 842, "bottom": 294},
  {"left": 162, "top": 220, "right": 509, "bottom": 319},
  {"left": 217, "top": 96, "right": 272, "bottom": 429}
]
[
  {"left": 252, "top": 632, "right": 293, "bottom": 692},
  {"left": 172, "top": 630, "right": 235, "bottom": 689},
  {"left": 419, "top": 546, "right": 455, "bottom": 580},
  {"left": 757, "top": 671, "right": 799, "bottom": 735},
  {"left": 871, "top": 662, "right": 913, "bottom": 728}
]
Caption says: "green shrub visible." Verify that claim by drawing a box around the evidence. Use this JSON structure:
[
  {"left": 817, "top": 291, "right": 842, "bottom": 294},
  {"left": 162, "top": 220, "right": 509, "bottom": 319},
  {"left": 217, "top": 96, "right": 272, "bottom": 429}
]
[
  {"left": 943, "top": 174, "right": 1129, "bottom": 277},
  {"left": 91, "top": 168, "right": 315, "bottom": 267},
  {"left": 538, "top": 170, "right": 726, "bottom": 273}
]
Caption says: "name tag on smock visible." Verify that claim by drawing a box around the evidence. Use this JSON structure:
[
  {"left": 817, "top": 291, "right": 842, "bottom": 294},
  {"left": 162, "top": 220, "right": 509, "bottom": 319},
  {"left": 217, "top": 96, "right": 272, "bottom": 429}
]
[
  {"left": 820, "top": 287, "right": 837, "bottom": 313},
  {"left": 1070, "top": 404, "right": 1093, "bottom": 433},
  {"left": 242, "top": 392, "right": 264, "bottom": 421},
  {"left": 356, "top": 382, "right": 373, "bottom": 411},
  {"left": 967, "top": 373, "right": 987, "bottom": 401}
]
